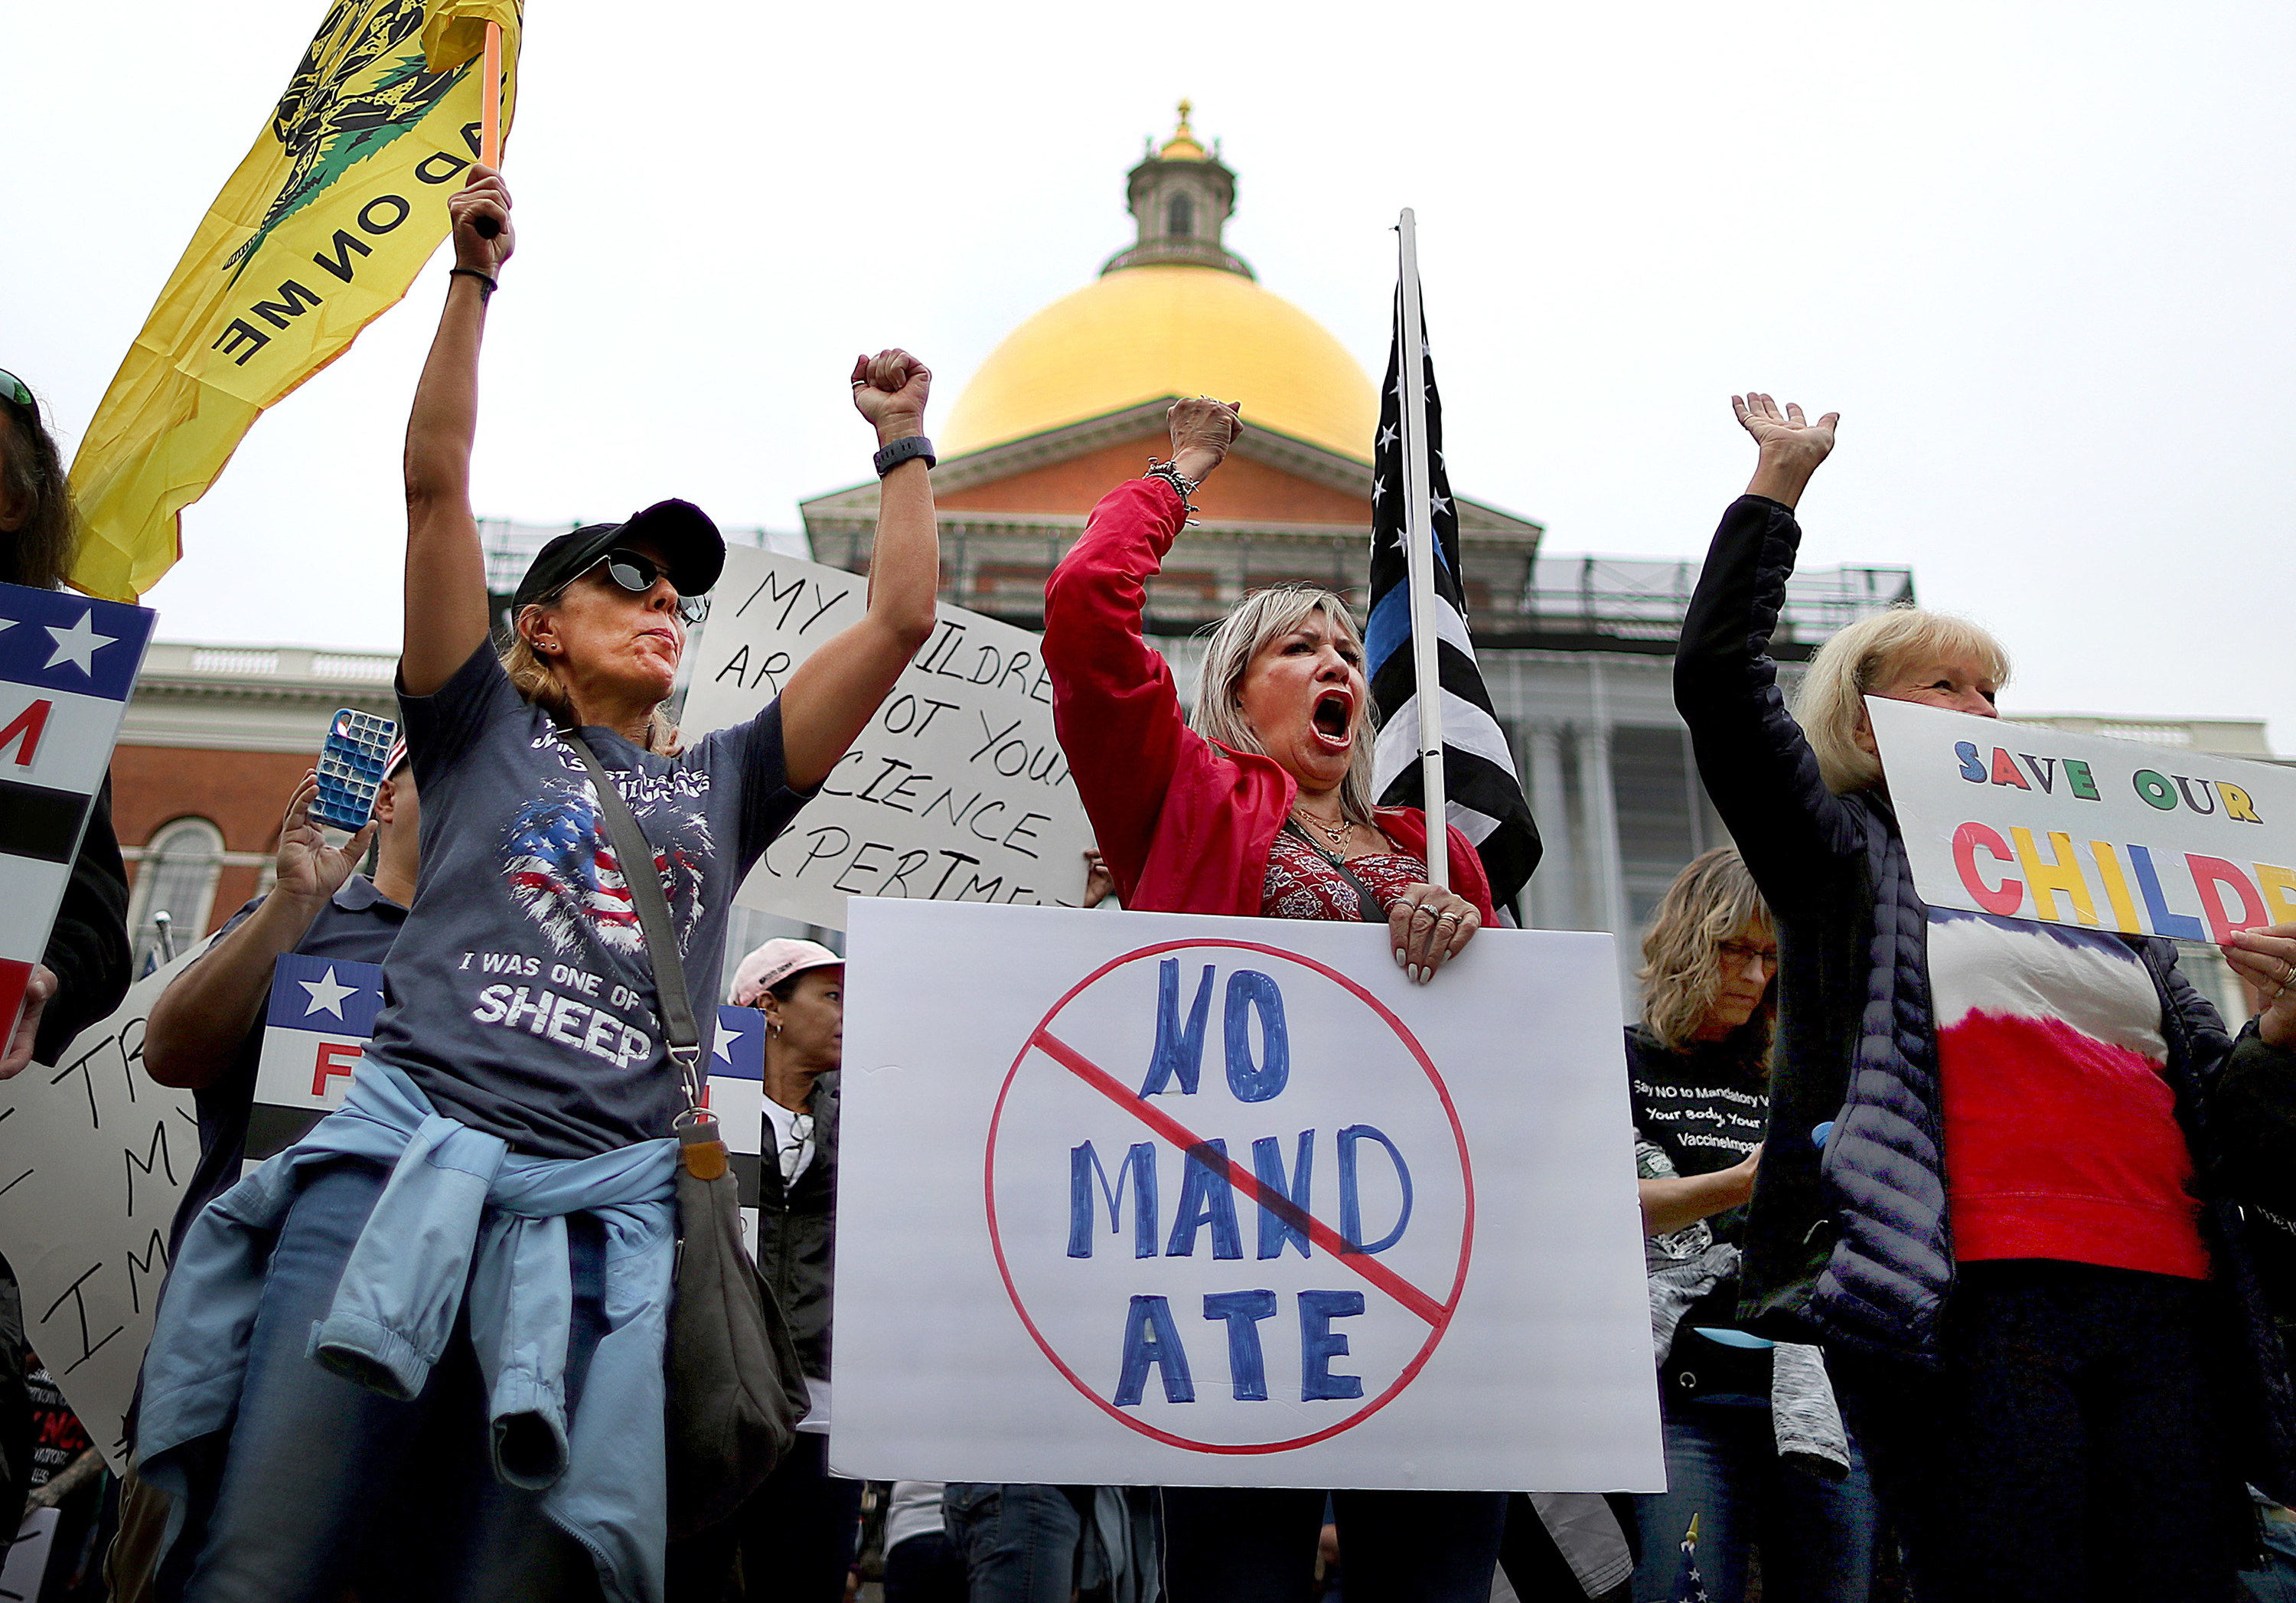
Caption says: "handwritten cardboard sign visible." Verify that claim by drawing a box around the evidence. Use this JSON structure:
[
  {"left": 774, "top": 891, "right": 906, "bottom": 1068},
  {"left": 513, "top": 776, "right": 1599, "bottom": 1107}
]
[
  {"left": 831, "top": 900, "right": 1661, "bottom": 1490},
  {"left": 1870, "top": 698, "right": 2296, "bottom": 942},
  {"left": 0, "top": 944, "right": 209, "bottom": 1471},
  {"left": 680, "top": 547, "right": 1093, "bottom": 930}
]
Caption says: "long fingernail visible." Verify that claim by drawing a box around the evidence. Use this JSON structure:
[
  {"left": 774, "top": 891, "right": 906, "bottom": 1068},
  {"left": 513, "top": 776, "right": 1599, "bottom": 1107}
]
[
  {"left": 1409, "top": 965, "right": 1424, "bottom": 984},
  {"left": 1394, "top": 948, "right": 1407, "bottom": 968}
]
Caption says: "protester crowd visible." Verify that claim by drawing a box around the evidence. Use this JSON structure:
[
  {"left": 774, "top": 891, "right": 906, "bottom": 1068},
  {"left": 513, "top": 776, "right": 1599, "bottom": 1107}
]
[{"left": 8, "top": 164, "right": 2296, "bottom": 1603}]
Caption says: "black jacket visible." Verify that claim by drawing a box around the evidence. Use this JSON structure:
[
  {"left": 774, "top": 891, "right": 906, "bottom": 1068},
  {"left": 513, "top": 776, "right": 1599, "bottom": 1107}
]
[
  {"left": 758, "top": 1074, "right": 838, "bottom": 1383},
  {"left": 1677, "top": 493, "right": 2296, "bottom": 1497},
  {"left": 36, "top": 775, "right": 130, "bottom": 1066}
]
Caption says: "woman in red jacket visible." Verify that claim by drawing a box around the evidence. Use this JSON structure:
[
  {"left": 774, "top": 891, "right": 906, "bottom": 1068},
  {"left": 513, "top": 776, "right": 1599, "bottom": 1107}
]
[{"left": 1042, "top": 397, "right": 1502, "bottom": 1602}]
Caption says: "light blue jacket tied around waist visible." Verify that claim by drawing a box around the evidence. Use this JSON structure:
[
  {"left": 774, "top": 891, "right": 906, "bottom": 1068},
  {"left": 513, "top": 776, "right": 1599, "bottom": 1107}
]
[{"left": 136, "top": 1059, "right": 680, "bottom": 1603}]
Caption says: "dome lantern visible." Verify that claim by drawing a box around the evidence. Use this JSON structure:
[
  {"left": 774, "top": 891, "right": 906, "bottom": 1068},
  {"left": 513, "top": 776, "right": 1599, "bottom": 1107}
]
[{"left": 1101, "top": 100, "right": 1252, "bottom": 279}]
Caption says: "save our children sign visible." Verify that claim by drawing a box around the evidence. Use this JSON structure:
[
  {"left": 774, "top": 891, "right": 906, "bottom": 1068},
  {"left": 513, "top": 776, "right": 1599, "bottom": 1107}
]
[
  {"left": 1869, "top": 697, "right": 2296, "bottom": 941},
  {"left": 832, "top": 900, "right": 1662, "bottom": 1490}
]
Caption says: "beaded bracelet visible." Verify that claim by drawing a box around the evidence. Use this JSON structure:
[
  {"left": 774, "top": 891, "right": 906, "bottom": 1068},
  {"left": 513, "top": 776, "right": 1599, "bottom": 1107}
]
[{"left": 1143, "top": 459, "right": 1201, "bottom": 524}]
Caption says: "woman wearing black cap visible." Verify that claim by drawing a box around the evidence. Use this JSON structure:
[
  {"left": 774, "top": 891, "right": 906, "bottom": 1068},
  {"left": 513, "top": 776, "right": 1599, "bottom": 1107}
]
[{"left": 132, "top": 165, "right": 942, "bottom": 1601}]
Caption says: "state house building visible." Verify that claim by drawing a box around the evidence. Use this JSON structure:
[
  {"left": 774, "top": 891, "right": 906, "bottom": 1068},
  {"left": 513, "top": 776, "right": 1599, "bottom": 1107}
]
[{"left": 107, "top": 107, "right": 2264, "bottom": 1006}]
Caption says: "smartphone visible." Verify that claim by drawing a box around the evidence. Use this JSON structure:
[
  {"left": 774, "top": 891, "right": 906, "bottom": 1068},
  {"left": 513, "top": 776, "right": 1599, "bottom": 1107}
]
[{"left": 311, "top": 707, "right": 397, "bottom": 832}]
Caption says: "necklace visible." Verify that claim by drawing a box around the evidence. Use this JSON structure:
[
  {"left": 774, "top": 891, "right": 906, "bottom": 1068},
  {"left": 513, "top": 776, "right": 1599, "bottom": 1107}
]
[{"left": 1292, "top": 805, "right": 1350, "bottom": 849}]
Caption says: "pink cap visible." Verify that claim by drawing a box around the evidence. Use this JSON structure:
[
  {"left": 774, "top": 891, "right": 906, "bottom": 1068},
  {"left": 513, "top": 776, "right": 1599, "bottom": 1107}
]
[{"left": 729, "top": 938, "right": 843, "bottom": 1006}]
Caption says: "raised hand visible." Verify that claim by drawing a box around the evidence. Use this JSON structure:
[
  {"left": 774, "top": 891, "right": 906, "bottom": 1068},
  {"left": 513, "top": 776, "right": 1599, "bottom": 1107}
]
[
  {"left": 449, "top": 164, "right": 514, "bottom": 277},
  {"left": 1734, "top": 391, "right": 1838, "bottom": 509},
  {"left": 276, "top": 771, "right": 378, "bottom": 915},
  {"left": 851, "top": 349, "right": 932, "bottom": 444},
  {"left": 1167, "top": 397, "right": 1243, "bottom": 483}
]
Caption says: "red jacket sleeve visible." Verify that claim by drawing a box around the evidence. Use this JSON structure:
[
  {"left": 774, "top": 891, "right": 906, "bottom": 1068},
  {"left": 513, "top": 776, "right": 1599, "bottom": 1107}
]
[{"left": 1042, "top": 477, "right": 1202, "bottom": 903}]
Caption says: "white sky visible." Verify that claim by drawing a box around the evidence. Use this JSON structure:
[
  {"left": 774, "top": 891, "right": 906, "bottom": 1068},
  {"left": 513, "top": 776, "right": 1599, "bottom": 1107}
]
[{"left": 8, "top": 2, "right": 2294, "bottom": 745}]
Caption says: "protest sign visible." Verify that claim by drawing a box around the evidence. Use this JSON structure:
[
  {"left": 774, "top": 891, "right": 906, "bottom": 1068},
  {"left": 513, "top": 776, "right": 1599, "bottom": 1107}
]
[
  {"left": 253, "top": 969, "right": 768, "bottom": 1245},
  {"left": 0, "top": 582, "right": 156, "bottom": 1050},
  {"left": 1869, "top": 698, "right": 2296, "bottom": 942},
  {"left": 0, "top": 944, "right": 210, "bottom": 1471},
  {"left": 833, "top": 900, "right": 1661, "bottom": 1490},
  {"left": 680, "top": 547, "right": 1093, "bottom": 930}
]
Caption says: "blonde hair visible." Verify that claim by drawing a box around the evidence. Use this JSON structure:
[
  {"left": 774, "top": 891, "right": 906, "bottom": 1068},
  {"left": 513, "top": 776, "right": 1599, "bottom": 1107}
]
[
  {"left": 1639, "top": 847, "right": 1776, "bottom": 1056},
  {"left": 1189, "top": 586, "right": 1378, "bottom": 824},
  {"left": 504, "top": 603, "right": 679, "bottom": 752},
  {"left": 1795, "top": 606, "right": 2011, "bottom": 794}
]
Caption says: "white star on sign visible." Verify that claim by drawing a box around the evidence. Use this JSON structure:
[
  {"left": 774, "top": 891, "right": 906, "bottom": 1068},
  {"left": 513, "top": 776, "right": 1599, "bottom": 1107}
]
[
  {"left": 44, "top": 609, "right": 116, "bottom": 676},
  {"left": 713, "top": 1024, "right": 735, "bottom": 1064},
  {"left": 299, "top": 965, "right": 357, "bottom": 1019}
]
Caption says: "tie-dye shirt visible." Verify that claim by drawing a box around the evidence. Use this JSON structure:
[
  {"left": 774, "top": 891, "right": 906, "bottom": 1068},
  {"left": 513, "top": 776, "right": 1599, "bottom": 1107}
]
[
  {"left": 1928, "top": 907, "right": 2208, "bottom": 1279},
  {"left": 365, "top": 643, "right": 814, "bottom": 1157}
]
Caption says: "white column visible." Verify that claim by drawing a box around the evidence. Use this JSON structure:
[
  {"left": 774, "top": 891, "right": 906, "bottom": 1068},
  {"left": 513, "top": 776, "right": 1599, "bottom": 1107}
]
[{"left": 1525, "top": 723, "right": 1573, "bottom": 929}]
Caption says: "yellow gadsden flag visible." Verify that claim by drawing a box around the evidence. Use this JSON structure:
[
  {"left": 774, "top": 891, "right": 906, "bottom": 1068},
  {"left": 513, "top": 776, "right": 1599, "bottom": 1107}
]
[{"left": 68, "top": 0, "right": 523, "bottom": 602}]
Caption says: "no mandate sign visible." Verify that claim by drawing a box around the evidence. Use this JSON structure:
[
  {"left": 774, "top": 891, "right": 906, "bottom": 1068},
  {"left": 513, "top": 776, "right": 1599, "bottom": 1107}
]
[{"left": 833, "top": 900, "right": 1662, "bottom": 1492}]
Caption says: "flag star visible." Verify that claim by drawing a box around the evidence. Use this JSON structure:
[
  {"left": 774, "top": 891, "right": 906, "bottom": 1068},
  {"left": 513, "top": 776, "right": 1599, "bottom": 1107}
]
[
  {"left": 44, "top": 609, "right": 116, "bottom": 676},
  {"left": 1377, "top": 423, "right": 1399, "bottom": 450},
  {"left": 1391, "top": 529, "right": 1411, "bottom": 553},
  {"left": 1371, "top": 475, "right": 1388, "bottom": 502},
  {"left": 713, "top": 1024, "right": 735, "bottom": 1063},
  {"left": 299, "top": 965, "right": 357, "bottom": 1019},
  {"left": 1431, "top": 491, "right": 1453, "bottom": 517}
]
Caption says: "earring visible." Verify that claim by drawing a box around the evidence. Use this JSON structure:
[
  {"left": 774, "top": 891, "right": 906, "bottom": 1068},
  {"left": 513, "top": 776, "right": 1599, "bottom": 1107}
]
[{"left": 768, "top": 1020, "right": 783, "bottom": 1038}]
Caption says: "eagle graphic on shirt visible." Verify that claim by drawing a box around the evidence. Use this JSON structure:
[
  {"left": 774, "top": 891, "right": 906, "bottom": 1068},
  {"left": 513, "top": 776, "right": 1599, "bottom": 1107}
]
[{"left": 499, "top": 781, "right": 709, "bottom": 957}]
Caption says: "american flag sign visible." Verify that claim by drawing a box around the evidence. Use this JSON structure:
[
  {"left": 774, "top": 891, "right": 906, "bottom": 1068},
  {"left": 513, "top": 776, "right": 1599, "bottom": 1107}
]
[{"left": 0, "top": 582, "right": 155, "bottom": 1047}]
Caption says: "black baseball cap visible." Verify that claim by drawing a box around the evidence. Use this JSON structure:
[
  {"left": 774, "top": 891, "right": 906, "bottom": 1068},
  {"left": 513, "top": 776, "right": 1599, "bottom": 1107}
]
[{"left": 512, "top": 498, "right": 726, "bottom": 612}]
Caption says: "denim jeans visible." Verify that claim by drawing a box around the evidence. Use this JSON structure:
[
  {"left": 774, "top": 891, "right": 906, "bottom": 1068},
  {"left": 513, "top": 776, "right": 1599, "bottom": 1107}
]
[
  {"left": 1627, "top": 1402, "right": 1877, "bottom": 1603},
  {"left": 942, "top": 1484, "right": 1090, "bottom": 1603},
  {"left": 175, "top": 1160, "right": 604, "bottom": 1603},
  {"left": 1832, "top": 1260, "right": 2249, "bottom": 1603},
  {"left": 1159, "top": 1486, "right": 1508, "bottom": 1603}
]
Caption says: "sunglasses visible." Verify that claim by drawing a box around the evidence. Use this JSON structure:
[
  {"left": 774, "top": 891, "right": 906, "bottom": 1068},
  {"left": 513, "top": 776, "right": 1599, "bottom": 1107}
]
[
  {"left": 573, "top": 548, "right": 709, "bottom": 625},
  {"left": 0, "top": 368, "right": 36, "bottom": 426}
]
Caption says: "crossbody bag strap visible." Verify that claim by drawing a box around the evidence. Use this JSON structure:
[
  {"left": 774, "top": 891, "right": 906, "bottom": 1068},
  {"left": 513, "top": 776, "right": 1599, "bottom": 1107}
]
[
  {"left": 556, "top": 727, "right": 706, "bottom": 1116},
  {"left": 1280, "top": 818, "right": 1386, "bottom": 925}
]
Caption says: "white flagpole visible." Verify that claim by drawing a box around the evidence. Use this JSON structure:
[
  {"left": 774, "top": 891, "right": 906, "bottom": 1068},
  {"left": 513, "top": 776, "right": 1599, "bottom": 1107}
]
[{"left": 1395, "top": 208, "right": 1450, "bottom": 890}]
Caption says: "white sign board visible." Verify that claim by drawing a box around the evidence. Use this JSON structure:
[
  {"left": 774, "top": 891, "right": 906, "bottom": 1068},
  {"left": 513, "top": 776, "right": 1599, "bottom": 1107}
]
[
  {"left": 832, "top": 900, "right": 1662, "bottom": 1491},
  {"left": 1870, "top": 698, "right": 2296, "bottom": 942},
  {"left": 0, "top": 945, "right": 208, "bottom": 1471},
  {"left": 681, "top": 547, "right": 1093, "bottom": 929}
]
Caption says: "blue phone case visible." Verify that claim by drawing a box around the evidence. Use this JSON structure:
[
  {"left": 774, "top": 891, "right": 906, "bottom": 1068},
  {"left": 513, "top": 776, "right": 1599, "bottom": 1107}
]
[{"left": 313, "top": 708, "right": 396, "bottom": 831}]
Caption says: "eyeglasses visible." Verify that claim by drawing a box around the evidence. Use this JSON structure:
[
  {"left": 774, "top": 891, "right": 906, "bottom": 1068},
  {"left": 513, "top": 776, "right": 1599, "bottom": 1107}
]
[
  {"left": 1719, "top": 939, "right": 1780, "bottom": 972},
  {"left": 0, "top": 369, "right": 36, "bottom": 426},
  {"left": 778, "top": 1111, "right": 815, "bottom": 1183},
  {"left": 572, "top": 547, "right": 709, "bottom": 625}
]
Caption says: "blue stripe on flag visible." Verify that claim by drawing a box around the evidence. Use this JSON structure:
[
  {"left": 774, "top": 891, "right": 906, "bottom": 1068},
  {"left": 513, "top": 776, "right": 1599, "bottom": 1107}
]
[{"left": 1363, "top": 583, "right": 1414, "bottom": 680}]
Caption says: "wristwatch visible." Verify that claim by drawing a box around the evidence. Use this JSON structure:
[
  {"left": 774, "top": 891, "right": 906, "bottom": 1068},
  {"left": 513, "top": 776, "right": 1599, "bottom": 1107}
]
[{"left": 873, "top": 436, "right": 936, "bottom": 477}]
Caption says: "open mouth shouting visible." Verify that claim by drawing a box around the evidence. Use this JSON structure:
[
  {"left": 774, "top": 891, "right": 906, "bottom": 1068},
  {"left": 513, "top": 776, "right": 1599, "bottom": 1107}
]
[{"left": 1310, "top": 688, "right": 1355, "bottom": 752}]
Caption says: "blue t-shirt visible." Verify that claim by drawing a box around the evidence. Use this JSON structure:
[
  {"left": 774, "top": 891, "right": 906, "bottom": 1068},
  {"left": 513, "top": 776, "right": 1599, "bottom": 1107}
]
[
  {"left": 368, "top": 643, "right": 813, "bottom": 1157},
  {"left": 166, "top": 874, "right": 408, "bottom": 1255}
]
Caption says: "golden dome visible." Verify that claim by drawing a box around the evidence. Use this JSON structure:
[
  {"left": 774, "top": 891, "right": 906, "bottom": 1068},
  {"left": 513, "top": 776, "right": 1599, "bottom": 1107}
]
[{"left": 940, "top": 265, "right": 1379, "bottom": 462}]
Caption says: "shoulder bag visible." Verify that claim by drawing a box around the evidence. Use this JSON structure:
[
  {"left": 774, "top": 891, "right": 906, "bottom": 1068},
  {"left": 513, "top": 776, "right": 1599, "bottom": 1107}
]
[{"left": 557, "top": 729, "right": 810, "bottom": 1539}]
